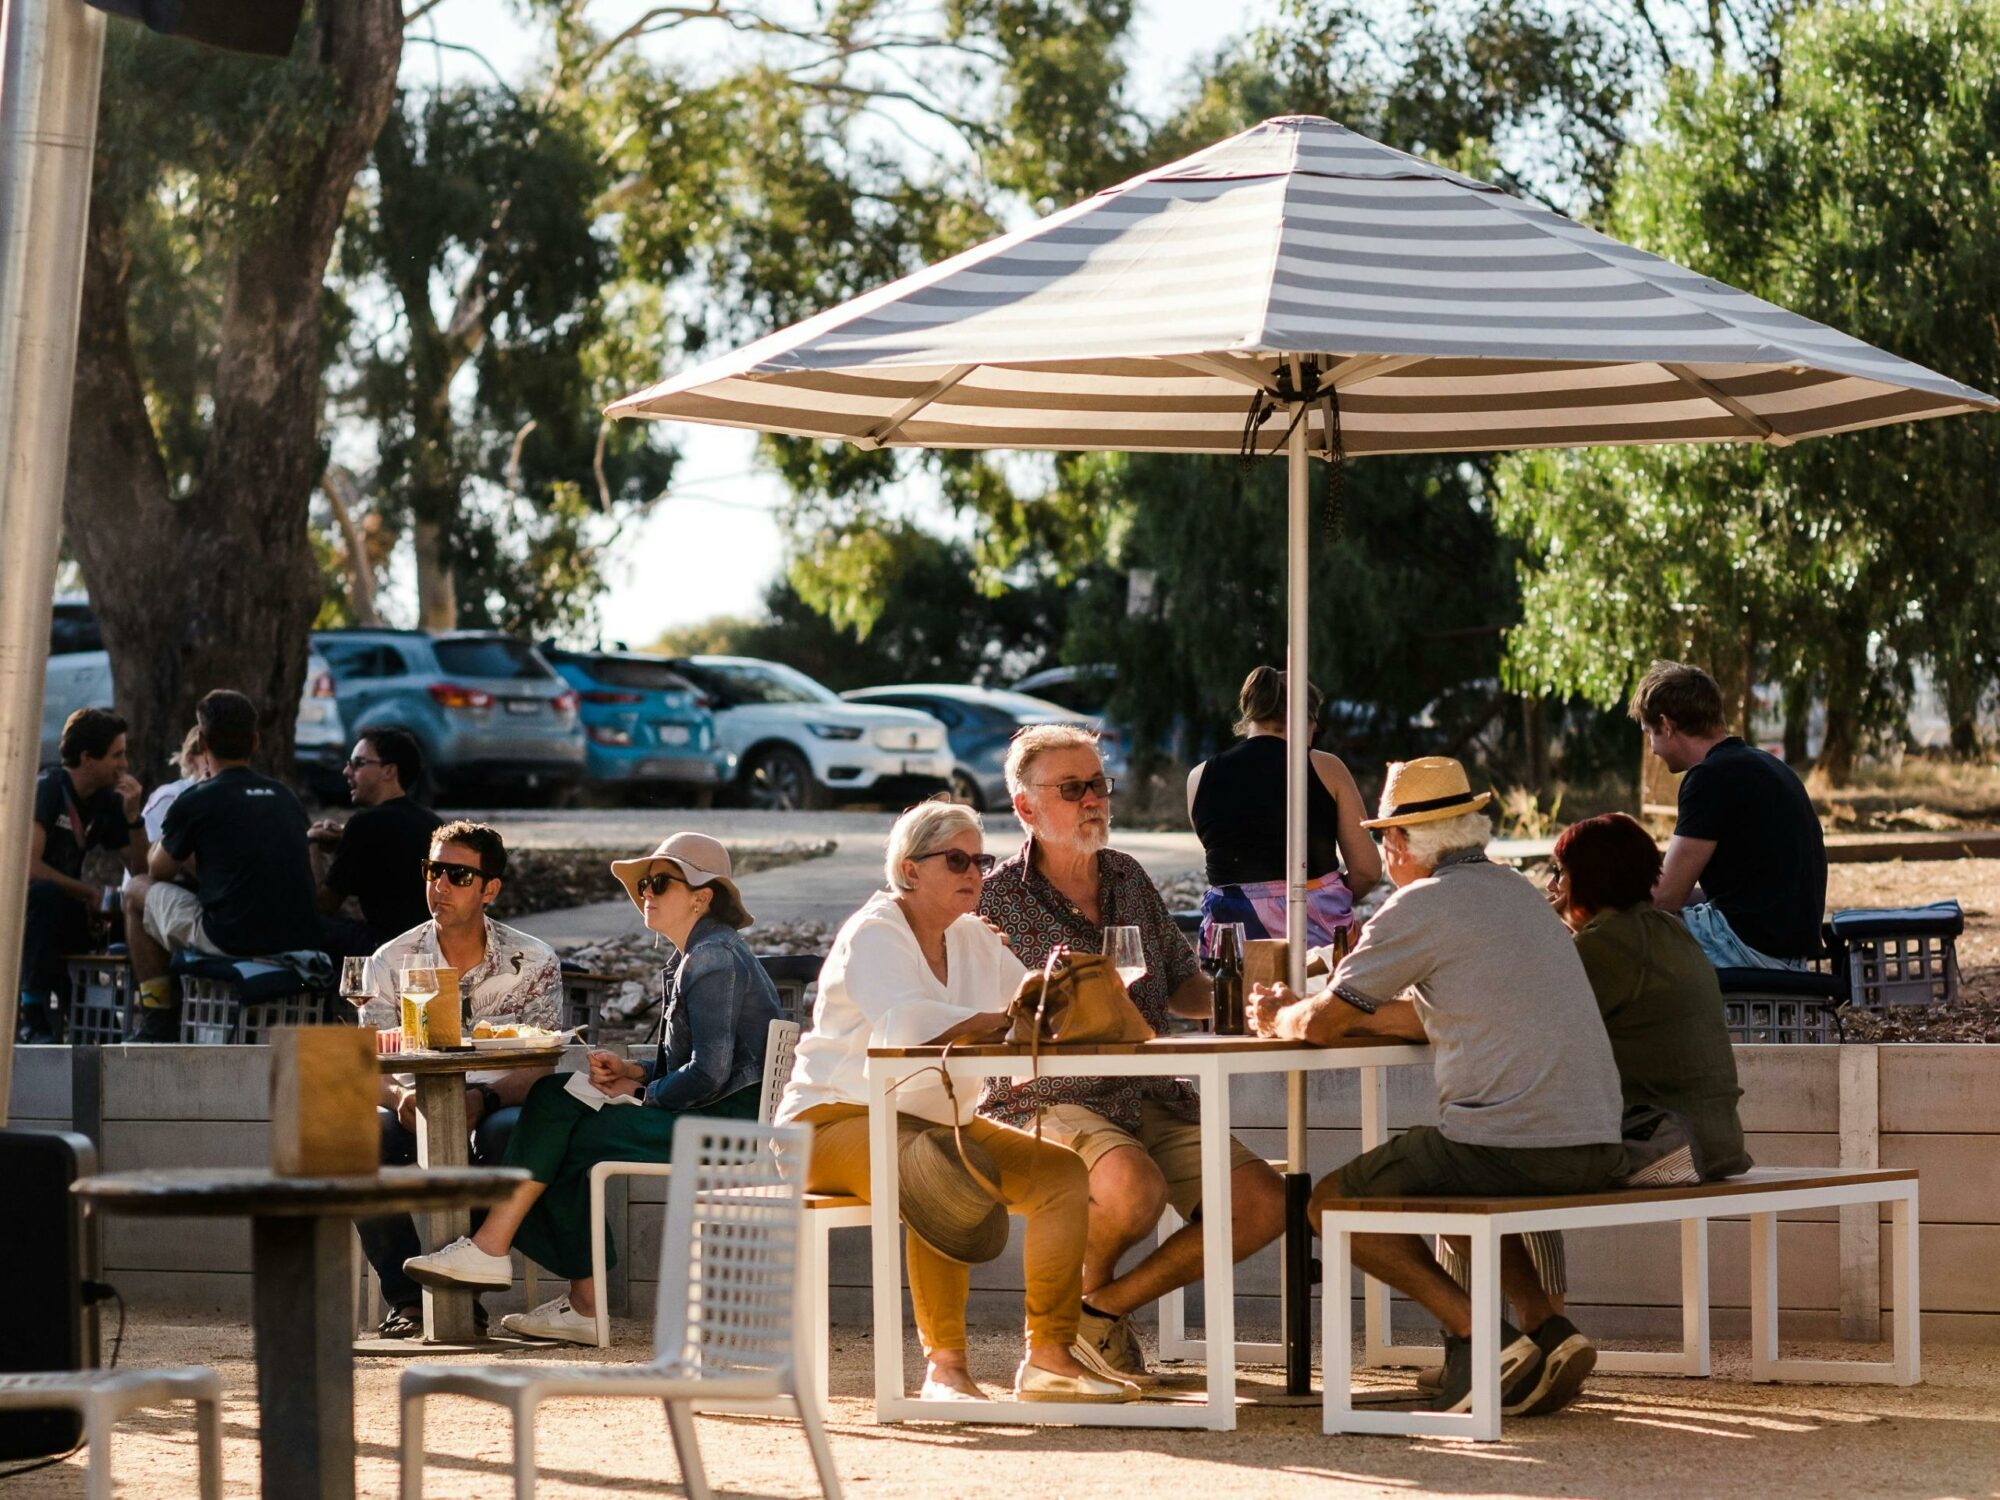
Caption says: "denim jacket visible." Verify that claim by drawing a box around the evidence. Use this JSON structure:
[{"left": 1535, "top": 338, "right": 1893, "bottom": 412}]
[{"left": 643, "top": 915, "right": 782, "bottom": 1111}]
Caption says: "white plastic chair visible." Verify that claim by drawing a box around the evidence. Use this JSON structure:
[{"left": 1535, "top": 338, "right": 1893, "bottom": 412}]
[
  {"left": 398, "top": 1118, "right": 840, "bottom": 1500},
  {"left": 0, "top": 1369, "right": 223, "bottom": 1500},
  {"left": 582, "top": 1018, "right": 801, "bottom": 1347}
]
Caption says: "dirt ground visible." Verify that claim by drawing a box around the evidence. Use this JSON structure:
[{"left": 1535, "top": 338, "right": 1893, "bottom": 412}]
[{"left": 9, "top": 1318, "right": 1998, "bottom": 1499}]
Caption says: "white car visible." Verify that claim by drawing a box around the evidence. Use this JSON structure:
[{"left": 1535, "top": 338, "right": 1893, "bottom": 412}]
[{"left": 665, "top": 655, "right": 952, "bottom": 810}]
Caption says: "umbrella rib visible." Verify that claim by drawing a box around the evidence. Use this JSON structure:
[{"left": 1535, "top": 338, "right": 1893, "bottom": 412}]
[
  {"left": 1659, "top": 362, "right": 1797, "bottom": 447},
  {"left": 856, "top": 364, "right": 979, "bottom": 449},
  {"left": 1163, "top": 353, "right": 1278, "bottom": 393},
  {"left": 1327, "top": 354, "right": 1429, "bottom": 388}
]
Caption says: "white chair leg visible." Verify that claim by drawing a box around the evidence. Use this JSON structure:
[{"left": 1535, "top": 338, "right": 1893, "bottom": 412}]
[
  {"left": 512, "top": 1406, "right": 537, "bottom": 1500},
  {"left": 663, "top": 1399, "right": 712, "bottom": 1500},
  {"left": 590, "top": 1168, "right": 612, "bottom": 1349},
  {"left": 1468, "top": 1222, "right": 1502, "bottom": 1442},
  {"left": 399, "top": 1392, "right": 426, "bottom": 1500},
  {"left": 794, "top": 1393, "right": 843, "bottom": 1500},
  {"left": 84, "top": 1400, "right": 113, "bottom": 1500},
  {"left": 196, "top": 1390, "right": 223, "bottom": 1500},
  {"left": 800, "top": 1218, "right": 830, "bottom": 1404}
]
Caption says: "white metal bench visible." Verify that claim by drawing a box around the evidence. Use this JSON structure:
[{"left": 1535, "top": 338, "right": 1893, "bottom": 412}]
[{"left": 1322, "top": 1165, "right": 1920, "bottom": 1441}]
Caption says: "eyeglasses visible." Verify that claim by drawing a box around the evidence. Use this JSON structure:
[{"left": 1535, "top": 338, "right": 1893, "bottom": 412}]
[
  {"left": 346, "top": 756, "right": 384, "bottom": 771},
  {"left": 420, "top": 858, "right": 486, "bottom": 888},
  {"left": 913, "top": 849, "right": 997, "bottom": 876},
  {"left": 636, "top": 870, "right": 686, "bottom": 897},
  {"left": 1033, "top": 775, "right": 1115, "bottom": 802}
]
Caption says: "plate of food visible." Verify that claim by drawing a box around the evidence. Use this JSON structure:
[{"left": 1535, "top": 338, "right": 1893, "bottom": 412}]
[{"left": 469, "top": 1021, "right": 573, "bottom": 1050}]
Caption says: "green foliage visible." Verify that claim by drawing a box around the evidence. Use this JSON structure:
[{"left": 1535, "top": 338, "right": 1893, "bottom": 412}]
[{"left": 1493, "top": 0, "right": 2000, "bottom": 773}]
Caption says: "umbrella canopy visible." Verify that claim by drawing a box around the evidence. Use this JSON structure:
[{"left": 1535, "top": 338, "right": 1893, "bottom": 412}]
[{"left": 609, "top": 115, "right": 1997, "bottom": 452}]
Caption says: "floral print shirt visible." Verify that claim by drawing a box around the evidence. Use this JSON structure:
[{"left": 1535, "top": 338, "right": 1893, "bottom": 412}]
[{"left": 976, "top": 834, "right": 1202, "bottom": 1132}]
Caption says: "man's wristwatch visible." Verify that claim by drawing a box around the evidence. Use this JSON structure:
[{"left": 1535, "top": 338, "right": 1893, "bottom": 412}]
[{"left": 473, "top": 1084, "right": 502, "bottom": 1119}]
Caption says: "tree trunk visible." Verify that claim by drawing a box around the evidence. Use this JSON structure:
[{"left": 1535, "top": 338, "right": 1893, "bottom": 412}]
[
  {"left": 413, "top": 519, "right": 458, "bottom": 629},
  {"left": 321, "top": 466, "right": 381, "bottom": 625},
  {"left": 62, "top": 2, "right": 403, "bottom": 783},
  {"left": 1782, "top": 681, "right": 1811, "bottom": 766},
  {"left": 1941, "top": 663, "right": 1983, "bottom": 759}
]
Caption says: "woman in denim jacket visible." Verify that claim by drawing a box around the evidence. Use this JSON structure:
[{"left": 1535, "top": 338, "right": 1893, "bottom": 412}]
[{"left": 401, "top": 832, "right": 780, "bottom": 1344}]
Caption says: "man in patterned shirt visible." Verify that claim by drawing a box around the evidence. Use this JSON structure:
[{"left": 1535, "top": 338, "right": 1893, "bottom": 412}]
[
  {"left": 355, "top": 819, "right": 566, "bottom": 1337},
  {"left": 979, "top": 725, "right": 1286, "bottom": 1385}
]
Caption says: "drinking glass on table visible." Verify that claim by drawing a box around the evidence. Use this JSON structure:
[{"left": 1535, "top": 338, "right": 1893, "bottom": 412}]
[
  {"left": 339, "top": 957, "right": 371, "bottom": 1018},
  {"left": 1104, "top": 925, "right": 1147, "bottom": 990},
  {"left": 398, "top": 965, "right": 439, "bottom": 1049}
]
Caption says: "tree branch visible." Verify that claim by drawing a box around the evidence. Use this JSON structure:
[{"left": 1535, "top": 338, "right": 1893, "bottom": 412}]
[{"left": 401, "top": 0, "right": 450, "bottom": 27}]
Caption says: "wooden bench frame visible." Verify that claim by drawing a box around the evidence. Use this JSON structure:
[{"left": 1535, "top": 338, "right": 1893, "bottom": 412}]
[{"left": 1322, "top": 1166, "right": 1920, "bottom": 1441}]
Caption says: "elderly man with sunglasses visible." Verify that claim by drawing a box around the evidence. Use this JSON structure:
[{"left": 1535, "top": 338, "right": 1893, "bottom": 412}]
[
  {"left": 978, "top": 724, "right": 1288, "bottom": 1386},
  {"left": 352, "top": 819, "right": 565, "bottom": 1338}
]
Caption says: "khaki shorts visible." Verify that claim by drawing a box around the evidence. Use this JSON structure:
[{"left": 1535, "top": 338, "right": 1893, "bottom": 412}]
[
  {"left": 1035, "top": 1099, "right": 1264, "bottom": 1219},
  {"left": 142, "top": 881, "right": 223, "bottom": 957}
]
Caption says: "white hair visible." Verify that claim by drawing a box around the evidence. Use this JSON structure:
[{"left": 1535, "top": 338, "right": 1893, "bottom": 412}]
[
  {"left": 1003, "top": 722, "right": 1102, "bottom": 799},
  {"left": 885, "top": 799, "right": 984, "bottom": 891},
  {"left": 1394, "top": 812, "right": 1493, "bottom": 870}
]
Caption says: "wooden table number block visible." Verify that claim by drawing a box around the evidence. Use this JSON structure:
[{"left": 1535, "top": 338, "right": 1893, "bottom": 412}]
[
  {"left": 425, "top": 970, "right": 463, "bottom": 1049},
  {"left": 1243, "top": 938, "right": 1291, "bottom": 993},
  {"left": 271, "top": 1027, "right": 380, "bottom": 1177}
]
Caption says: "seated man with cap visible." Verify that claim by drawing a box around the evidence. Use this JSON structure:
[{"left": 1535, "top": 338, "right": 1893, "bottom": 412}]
[
  {"left": 1249, "top": 756, "right": 1626, "bottom": 1418},
  {"left": 403, "top": 831, "right": 781, "bottom": 1346}
]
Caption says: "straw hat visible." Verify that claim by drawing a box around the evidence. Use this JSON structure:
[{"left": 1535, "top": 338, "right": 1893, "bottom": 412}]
[
  {"left": 609, "top": 832, "right": 753, "bottom": 929},
  {"left": 1360, "top": 756, "right": 1493, "bottom": 830},
  {"left": 898, "top": 1127, "right": 1010, "bottom": 1265}
]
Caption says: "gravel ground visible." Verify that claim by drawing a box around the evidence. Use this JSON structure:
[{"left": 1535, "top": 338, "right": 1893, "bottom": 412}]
[{"left": 8, "top": 1320, "right": 1996, "bottom": 1499}]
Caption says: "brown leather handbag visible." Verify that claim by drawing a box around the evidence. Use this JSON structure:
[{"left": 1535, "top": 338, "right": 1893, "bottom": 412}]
[{"left": 1007, "top": 946, "right": 1156, "bottom": 1048}]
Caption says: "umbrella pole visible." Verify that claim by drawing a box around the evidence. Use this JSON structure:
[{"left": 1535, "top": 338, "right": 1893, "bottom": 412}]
[{"left": 1282, "top": 413, "right": 1313, "bottom": 1394}]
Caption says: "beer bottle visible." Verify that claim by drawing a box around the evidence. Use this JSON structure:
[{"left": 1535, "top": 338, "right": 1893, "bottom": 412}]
[{"left": 1212, "top": 924, "right": 1246, "bottom": 1035}]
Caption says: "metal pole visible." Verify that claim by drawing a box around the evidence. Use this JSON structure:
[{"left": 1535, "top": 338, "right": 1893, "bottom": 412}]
[
  {"left": 0, "top": 0, "right": 107, "bottom": 1123},
  {"left": 1282, "top": 408, "right": 1312, "bottom": 1393}
]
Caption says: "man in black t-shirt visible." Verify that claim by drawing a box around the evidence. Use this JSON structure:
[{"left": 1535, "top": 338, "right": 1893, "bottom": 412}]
[
  {"left": 1629, "top": 660, "right": 1827, "bottom": 969},
  {"left": 130, "top": 690, "right": 324, "bottom": 1040},
  {"left": 309, "top": 726, "right": 442, "bottom": 955},
  {"left": 17, "top": 709, "right": 146, "bottom": 1041}
]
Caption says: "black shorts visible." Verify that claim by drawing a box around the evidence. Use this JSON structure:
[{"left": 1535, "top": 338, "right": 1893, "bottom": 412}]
[{"left": 1332, "top": 1126, "right": 1623, "bottom": 1199}]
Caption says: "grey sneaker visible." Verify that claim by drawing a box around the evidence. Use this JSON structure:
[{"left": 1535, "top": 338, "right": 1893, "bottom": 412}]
[
  {"left": 1073, "top": 1308, "right": 1159, "bottom": 1387},
  {"left": 1506, "top": 1315, "right": 1597, "bottom": 1416},
  {"left": 1430, "top": 1322, "right": 1542, "bottom": 1414}
]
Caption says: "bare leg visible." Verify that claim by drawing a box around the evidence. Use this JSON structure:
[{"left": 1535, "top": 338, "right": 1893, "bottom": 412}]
[
  {"left": 1087, "top": 1160, "right": 1287, "bottom": 1318},
  {"left": 1078, "top": 1145, "right": 1168, "bottom": 1297},
  {"left": 468, "top": 1180, "right": 547, "bottom": 1256},
  {"left": 924, "top": 1350, "right": 983, "bottom": 1397},
  {"left": 1440, "top": 1234, "right": 1560, "bottom": 1330},
  {"left": 123, "top": 880, "right": 169, "bottom": 985},
  {"left": 565, "top": 1276, "right": 597, "bottom": 1316},
  {"left": 1313, "top": 1178, "right": 1474, "bottom": 1336}
]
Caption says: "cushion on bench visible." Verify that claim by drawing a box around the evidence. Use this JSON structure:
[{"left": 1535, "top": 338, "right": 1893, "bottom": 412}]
[
  {"left": 1829, "top": 900, "right": 1964, "bottom": 938},
  {"left": 1714, "top": 966, "right": 1844, "bottom": 999},
  {"left": 169, "top": 952, "right": 317, "bottom": 1003}
]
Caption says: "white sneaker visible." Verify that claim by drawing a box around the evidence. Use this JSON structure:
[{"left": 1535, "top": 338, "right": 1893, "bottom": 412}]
[
  {"left": 402, "top": 1236, "right": 514, "bottom": 1290},
  {"left": 501, "top": 1295, "right": 597, "bottom": 1346},
  {"left": 1014, "top": 1358, "right": 1138, "bottom": 1404}
]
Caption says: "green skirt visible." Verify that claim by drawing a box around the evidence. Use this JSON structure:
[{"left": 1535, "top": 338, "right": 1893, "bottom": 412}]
[{"left": 504, "top": 1073, "right": 762, "bottom": 1281}]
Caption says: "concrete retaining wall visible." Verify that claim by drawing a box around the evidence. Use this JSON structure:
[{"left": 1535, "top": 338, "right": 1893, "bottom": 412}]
[{"left": 9, "top": 1043, "right": 1997, "bottom": 1342}]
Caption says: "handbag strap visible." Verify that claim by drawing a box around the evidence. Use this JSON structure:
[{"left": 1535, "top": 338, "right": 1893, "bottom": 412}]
[{"left": 937, "top": 1037, "right": 1008, "bottom": 1205}]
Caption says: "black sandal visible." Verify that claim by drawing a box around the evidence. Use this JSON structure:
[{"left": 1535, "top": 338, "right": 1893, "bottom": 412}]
[{"left": 377, "top": 1306, "right": 423, "bottom": 1340}]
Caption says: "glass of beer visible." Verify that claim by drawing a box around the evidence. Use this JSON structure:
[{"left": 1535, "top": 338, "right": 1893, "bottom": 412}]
[{"left": 399, "top": 965, "right": 439, "bottom": 1050}]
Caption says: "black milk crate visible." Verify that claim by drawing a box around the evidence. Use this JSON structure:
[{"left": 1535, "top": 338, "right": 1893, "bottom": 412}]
[
  {"left": 1829, "top": 902, "right": 1963, "bottom": 1009},
  {"left": 1716, "top": 966, "right": 1845, "bottom": 1044},
  {"left": 174, "top": 956, "right": 328, "bottom": 1045},
  {"left": 757, "top": 953, "right": 825, "bottom": 1028},
  {"left": 64, "top": 954, "right": 135, "bottom": 1044}
]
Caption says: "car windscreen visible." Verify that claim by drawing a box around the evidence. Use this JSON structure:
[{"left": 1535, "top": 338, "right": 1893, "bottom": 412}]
[
  {"left": 964, "top": 690, "right": 1080, "bottom": 721},
  {"left": 685, "top": 661, "right": 838, "bottom": 707},
  {"left": 433, "top": 638, "right": 555, "bottom": 681},
  {"left": 580, "top": 657, "right": 697, "bottom": 694}
]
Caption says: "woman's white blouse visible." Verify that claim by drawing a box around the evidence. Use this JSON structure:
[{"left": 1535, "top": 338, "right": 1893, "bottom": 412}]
[{"left": 775, "top": 889, "right": 1027, "bottom": 1126}]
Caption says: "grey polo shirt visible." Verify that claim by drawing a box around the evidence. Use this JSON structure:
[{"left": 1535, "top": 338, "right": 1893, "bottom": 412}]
[{"left": 1332, "top": 850, "right": 1623, "bottom": 1149}]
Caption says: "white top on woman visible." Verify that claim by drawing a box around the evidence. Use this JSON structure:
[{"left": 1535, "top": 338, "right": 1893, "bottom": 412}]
[{"left": 775, "top": 888, "right": 1027, "bottom": 1127}]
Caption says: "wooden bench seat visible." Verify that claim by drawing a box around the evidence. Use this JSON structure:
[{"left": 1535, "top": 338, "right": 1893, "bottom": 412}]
[{"left": 1322, "top": 1166, "right": 1920, "bottom": 1441}]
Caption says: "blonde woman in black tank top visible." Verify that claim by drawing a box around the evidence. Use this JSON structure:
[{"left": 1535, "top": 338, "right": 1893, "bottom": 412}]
[{"left": 1187, "top": 666, "right": 1381, "bottom": 957}]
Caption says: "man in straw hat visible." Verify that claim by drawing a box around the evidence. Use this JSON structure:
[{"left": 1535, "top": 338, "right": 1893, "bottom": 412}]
[{"left": 1248, "top": 756, "right": 1624, "bottom": 1417}]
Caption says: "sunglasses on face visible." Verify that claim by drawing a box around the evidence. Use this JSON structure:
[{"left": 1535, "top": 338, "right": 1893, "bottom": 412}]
[
  {"left": 421, "top": 858, "right": 487, "bottom": 888},
  {"left": 346, "top": 756, "right": 384, "bottom": 771},
  {"left": 913, "top": 849, "right": 997, "bottom": 876},
  {"left": 636, "top": 870, "right": 687, "bottom": 898},
  {"left": 1034, "top": 775, "right": 1115, "bottom": 803}
]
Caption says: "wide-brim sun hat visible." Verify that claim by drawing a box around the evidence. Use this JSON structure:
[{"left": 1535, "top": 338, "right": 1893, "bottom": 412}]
[
  {"left": 898, "top": 1126, "right": 1010, "bottom": 1265},
  {"left": 1360, "top": 755, "right": 1494, "bottom": 830},
  {"left": 610, "top": 831, "right": 754, "bottom": 929}
]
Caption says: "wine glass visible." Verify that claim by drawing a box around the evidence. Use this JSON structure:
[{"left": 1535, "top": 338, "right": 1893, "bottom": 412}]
[
  {"left": 339, "top": 956, "right": 372, "bottom": 1018},
  {"left": 398, "top": 965, "right": 439, "bottom": 1049},
  {"left": 1104, "top": 926, "right": 1147, "bottom": 990}
]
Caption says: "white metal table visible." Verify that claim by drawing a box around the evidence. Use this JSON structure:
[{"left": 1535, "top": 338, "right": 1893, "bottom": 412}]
[{"left": 864, "top": 1034, "right": 1430, "bottom": 1430}]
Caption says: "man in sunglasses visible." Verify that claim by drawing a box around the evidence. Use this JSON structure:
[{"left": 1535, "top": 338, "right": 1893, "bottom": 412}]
[
  {"left": 308, "top": 726, "right": 442, "bottom": 956},
  {"left": 354, "top": 820, "right": 565, "bottom": 1338},
  {"left": 978, "top": 724, "right": 1288, "bottom": 1387}
]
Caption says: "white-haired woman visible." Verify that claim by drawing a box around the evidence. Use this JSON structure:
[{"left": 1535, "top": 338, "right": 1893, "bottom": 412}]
[{"left": 775, "top": 799, "right": 1131, "bottom": 1404}]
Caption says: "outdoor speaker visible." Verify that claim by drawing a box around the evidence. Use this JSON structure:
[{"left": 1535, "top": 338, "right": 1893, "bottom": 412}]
[
  {"left": 85, "top": 0, "right": 306, "bottom": 57},
  {"left": 0, "top": 1128, "right": 97, "bottom": 1461}
]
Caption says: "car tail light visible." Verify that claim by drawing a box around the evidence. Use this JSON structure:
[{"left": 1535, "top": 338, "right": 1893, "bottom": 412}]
[
  {"left": 553, "top": 690, "right": 581, "bottom": 716},
  {"left": 310, "top": 671, "right": 336, "bottom": 699},
  {"left": 580, "top": 690, "right": 642, "bottom": 705},
  {"left": 428, "top": 682, "right": 495, "bottom": 710},
  {"left": 588, "top": 725, "right": 633, "bottom": 746}
]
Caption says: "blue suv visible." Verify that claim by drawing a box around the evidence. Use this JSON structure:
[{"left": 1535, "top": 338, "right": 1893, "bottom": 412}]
[
  {"left": 543, "top": 647, "right": 730, "bottom": 805},
  {"left": 311, "top": 629, "right": 585, "bottom": 802}
]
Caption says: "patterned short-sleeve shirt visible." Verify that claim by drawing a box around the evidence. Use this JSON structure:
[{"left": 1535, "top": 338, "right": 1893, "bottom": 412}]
[{"left": 976, "top": 835, "right": 1203, "bottom": 1132}]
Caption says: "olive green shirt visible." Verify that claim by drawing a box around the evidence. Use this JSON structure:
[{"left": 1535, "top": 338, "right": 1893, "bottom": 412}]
[{"left": 1573, "top": 903, "right": 1752, "bottom": 1178}]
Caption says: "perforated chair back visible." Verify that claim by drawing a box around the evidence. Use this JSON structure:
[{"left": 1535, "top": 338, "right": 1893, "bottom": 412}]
[
  {"left": 760, "top": 1019, "right": 802, "bottom": 1125},
  {"left": 650, "top": 1118, "right": 811, "bottom": 1381}
]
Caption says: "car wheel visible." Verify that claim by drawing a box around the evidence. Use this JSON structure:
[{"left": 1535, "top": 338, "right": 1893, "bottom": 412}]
[
  {"left": 743, "top": 745, "right": 827, "bottom": 812},
  {"left": 949, "top": 770, "right": 985, "bottom": 811}
]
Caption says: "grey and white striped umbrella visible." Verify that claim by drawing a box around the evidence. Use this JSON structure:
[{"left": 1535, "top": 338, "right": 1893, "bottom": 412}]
[{"left": 609, "top": 114, "right": 1997, "bottom": 452}]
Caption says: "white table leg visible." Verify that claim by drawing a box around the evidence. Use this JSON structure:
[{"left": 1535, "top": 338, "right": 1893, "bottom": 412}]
[
  {"left": 1682, "top": 1217, "right": 1711, "bottom": 1376},
  {"left": 1197, "top": 1058, "right": 1236, "bottom": 1431},
  {"left": 1892, "top": 1187, "right": 1921, "bottom": 1385},
  {"left": 1468, "top": 1220, "right": 1501, "bottom": 1441},
  {"left": 1749, "top": 1211, "right": 1779, "bottom": 1381},
  {"left": 868, "top": 1064, "right": 904, "bottom": 1421}
]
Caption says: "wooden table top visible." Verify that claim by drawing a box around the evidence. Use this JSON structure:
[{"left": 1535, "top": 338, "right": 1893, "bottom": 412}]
[
  {"left": 75, "top": 1165, "right": 529, "bottom": 1218},
  {"left": 377, "top": 1043, "right": 569, "bottom": 1075},
  {"left": 868, "top": 1034, "right": 1419, "bottom": 1059}
]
